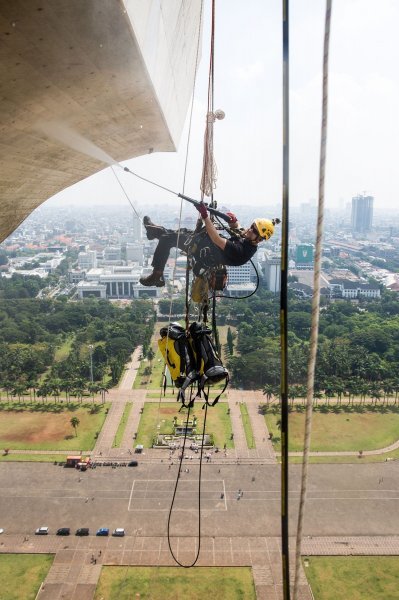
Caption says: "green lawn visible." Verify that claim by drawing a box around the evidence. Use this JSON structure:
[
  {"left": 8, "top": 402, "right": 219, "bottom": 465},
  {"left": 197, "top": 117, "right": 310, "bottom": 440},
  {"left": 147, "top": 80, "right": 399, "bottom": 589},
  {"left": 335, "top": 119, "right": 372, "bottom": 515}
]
[
  {"left": 0, "top": 402, "right": 110, "bottom": 451},
  {"left": 94, "top": 566, "right": 255, "bottom": 600},
  {"left": 54, "top": 335, "right": 74, "bottom": 361},
  {"left": 239, "top": 402, "right": 255, "bottom": 449},
  {"left": 147, "top": 391, "right": 227, "bottom": 400},
  {"left": 264, "top": 406, "right": 399, "bottom": 452},
  {"left": 112, "top": 402, "right": 133, "bottom": 447},
  {"left": 287, "top": 450, "right": 399, "bottom": 464},
  {"left": 0, "top": 554, "right": 54, "bottom": 600},
  {"left": 136, "top": 402, "right": 234, "bottom": 448},
  {"left": 134, "top": 349, "right": 165, "bottom": 390},
  {"left": 0, "top": 453, "right": 81, "bottom": 463},
  {"left": 217, "top": 324, "right": 236, "bottom": 363},
  {"left": 304, "top": 556, "right": 399, "bottom": 600}
]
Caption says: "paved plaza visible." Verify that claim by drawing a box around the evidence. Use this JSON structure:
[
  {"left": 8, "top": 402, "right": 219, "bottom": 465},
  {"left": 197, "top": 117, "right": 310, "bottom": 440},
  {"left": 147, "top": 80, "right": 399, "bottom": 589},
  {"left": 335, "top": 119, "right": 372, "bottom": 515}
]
[
  {"left": 1, "top": 460, "right": 399, "bottom": 599},
  {"left": 1, "top": 350, "right": 399, "bottom": 599}
]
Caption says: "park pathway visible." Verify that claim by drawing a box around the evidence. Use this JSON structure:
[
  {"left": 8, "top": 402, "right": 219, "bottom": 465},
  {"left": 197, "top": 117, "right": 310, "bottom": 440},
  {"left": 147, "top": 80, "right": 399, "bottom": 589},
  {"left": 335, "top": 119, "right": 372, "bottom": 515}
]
[
  {"left": 226, "top": 394, "right": 249, "bottom": 458},
  {"left": 3, "top": 534, "right": 318, "bottom": 600},
  {"left": 119, "top": 346, "right": 142, "bottom": 391},
  {"left": 91, "top": 347, "right": 142, "bottom": 458},
  {"left": 227, "top": 390, "right": 276, "bottom": 462},
  {"left": 245, "top": 395, "right": 276, "bottom": 461},
  {"left": 91, "top": 399, "right": 126, "bottom": 457},
  {"left": 120, "top": 390, "right": 146, "bottom": 449}
]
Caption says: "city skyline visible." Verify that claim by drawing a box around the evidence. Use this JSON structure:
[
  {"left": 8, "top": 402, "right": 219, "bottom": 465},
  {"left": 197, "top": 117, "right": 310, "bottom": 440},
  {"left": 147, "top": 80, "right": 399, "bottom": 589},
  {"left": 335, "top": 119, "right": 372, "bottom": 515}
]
[{"left": 44, "top": 0, "right": 399, "bottom": 214}]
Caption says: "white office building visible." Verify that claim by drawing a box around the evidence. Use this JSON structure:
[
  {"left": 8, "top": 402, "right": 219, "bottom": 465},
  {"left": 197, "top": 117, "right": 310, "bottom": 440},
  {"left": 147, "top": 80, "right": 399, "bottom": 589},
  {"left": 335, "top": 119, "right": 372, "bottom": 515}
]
[
  {"left": 104, "top": 246, "right": 122, "bottom": 261},
  {"left": 68, "top": 269, "right": 86, "bottom": 284},
  {"left": 328, "top": 278, "right": 380, "bottom": 299},
  {"left": 78, "top": 250, "right": 97, "bottom": 270},
  {"left": 227, "top": 263, "right": 253, "bottom": 285},
  {"left": 264, "top": 254, "right": 281, "bottom": 293},
  {"left": 76, "top": 281, "right": 107, "bottom": 299},
  {"left": 78, "top": 266, "right": 161, "bottom": 299}
]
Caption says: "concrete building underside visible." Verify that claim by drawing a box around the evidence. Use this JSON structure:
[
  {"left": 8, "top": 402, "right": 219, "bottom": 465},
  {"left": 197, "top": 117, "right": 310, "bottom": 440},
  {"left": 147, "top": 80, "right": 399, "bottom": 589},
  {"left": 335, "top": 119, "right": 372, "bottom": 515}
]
[{"left": 0, "top": 0, "right": 202, "bottom": 242}]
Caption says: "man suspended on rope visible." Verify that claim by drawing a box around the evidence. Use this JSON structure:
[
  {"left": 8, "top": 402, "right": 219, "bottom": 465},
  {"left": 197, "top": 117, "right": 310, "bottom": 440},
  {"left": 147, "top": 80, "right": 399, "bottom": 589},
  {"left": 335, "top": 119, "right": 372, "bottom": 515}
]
[{"left": 139, "top": 202, "right": 279, "bottom": 287}]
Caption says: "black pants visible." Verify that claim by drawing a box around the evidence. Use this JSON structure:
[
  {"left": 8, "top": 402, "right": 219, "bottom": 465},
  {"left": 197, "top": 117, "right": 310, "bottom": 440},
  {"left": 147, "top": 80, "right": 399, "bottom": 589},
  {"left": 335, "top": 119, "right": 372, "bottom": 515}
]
[{"left": 151, "top": 229, "right": 192, "bottom": 272}]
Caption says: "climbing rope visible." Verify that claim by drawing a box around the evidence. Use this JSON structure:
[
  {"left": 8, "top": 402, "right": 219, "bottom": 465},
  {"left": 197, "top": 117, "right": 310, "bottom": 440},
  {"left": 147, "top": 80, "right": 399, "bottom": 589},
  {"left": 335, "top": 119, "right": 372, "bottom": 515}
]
[
  {"left": 200, "top": 0, "right": 223, "bottom": 200},
  {"left": 293, "top": 2, "right": 332, "bottom": 599},
  {"left": 280, "top": 1, "right": 290, "bottom": 598},
  {"left": 167, "top": 399, "right": 208, "bottom": 567},
  {"left": 165, "top": 0, "right": 220, "bottom": 568}
]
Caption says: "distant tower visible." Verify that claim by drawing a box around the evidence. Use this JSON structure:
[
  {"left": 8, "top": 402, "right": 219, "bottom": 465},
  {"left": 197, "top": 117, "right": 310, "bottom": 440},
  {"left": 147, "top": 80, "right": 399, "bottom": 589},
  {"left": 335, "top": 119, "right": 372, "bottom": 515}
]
[
  {"left": 264, "top": 254, "right": 281, "bottom": 293},
  {"left": 132, "top": 214, "right": 142, "bottom": 242},
  {"left": 351, "top": 194, "right": 373, "bottom": 233}
]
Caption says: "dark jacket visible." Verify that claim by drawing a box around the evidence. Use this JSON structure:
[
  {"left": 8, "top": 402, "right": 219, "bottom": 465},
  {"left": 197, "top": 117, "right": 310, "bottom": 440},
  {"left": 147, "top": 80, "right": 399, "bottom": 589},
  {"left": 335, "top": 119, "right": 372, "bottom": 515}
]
[{"left": 194, "top": 233, "right": 257, "bottom": 268}]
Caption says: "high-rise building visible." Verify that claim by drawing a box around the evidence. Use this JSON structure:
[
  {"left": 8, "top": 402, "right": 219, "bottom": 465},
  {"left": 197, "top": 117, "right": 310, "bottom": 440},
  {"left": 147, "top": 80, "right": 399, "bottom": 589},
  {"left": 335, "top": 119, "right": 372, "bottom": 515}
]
[
  {"left": 263, "top": 254, "right": 281, "bottom": 293},
  {"left": 104, "top": 246, "right": 122, "bottom": 261},
  {"left": 77, "top": 250, "right": 97, "bottom": 270},
  {"left": 132, "top": 215, "right": 142, "bottom": 242},
  {"left": 351, "top": 194, "right": 373, "bottom": 233},
  {"left": 227, "top": 263, "right": 253, "bottom": 285},
  {"left": 295, "top": 244, "right": 314, "bottom": 269}
]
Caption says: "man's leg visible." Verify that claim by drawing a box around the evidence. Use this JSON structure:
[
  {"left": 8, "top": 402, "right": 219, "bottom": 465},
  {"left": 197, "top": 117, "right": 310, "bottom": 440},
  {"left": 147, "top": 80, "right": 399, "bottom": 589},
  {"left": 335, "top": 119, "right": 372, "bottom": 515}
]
[
  {"left": 140, "top": 230, "right": 191, "bottom": 287},
  {"left": 143, "top": 216, "right": 168, "bottom": 240}
]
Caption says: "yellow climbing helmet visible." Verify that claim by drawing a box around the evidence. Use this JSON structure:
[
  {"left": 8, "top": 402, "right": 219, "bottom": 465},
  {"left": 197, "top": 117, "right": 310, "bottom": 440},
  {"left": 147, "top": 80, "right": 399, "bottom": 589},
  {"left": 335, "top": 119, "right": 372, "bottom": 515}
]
[{"left": 253, "top": 218, "right": 275, "bottom": 240}]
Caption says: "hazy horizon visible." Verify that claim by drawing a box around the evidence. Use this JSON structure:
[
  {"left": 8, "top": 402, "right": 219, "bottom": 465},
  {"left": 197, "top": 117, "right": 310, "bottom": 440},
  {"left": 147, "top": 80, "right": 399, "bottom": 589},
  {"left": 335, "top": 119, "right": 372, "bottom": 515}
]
[{"left": 43, "top": 0, "right": 399, "bottom": 214}]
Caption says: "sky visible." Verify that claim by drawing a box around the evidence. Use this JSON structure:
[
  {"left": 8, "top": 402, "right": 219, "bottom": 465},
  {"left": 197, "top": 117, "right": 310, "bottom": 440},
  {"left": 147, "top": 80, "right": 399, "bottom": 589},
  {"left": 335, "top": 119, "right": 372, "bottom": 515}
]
[{"left": 47, "top": 0, "right": 399, "bottom": 214}]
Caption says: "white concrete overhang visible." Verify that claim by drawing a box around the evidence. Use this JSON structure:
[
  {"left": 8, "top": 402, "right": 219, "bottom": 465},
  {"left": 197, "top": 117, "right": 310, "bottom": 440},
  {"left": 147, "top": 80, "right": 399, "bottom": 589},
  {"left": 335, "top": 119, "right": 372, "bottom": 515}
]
[{"left": 0, "top": 0, "right": 202, "bottom": 242}]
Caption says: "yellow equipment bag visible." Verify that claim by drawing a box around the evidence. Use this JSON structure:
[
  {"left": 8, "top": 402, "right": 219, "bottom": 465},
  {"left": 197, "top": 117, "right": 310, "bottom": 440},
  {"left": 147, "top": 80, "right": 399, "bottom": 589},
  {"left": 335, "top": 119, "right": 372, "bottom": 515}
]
[{"left": 158, "top": 323, "right": 197, "bottom": 393}]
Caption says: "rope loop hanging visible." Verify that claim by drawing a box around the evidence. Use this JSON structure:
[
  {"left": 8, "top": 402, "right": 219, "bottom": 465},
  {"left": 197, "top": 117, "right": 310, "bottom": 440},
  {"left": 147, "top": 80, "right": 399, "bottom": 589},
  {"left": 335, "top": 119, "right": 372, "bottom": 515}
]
[{"left": 200, "top": 0, "right": 225, "bottom": 204}]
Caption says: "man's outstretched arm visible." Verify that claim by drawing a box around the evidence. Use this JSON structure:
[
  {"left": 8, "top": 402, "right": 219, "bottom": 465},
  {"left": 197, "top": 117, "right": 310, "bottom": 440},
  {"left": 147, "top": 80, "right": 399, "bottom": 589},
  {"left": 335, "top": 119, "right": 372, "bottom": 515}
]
[
  {"left": 203, "top": 216, "right": 227, "bottom": 250},
  {"left": 196, "top": 202, "right": 227, "bottom": 250}
]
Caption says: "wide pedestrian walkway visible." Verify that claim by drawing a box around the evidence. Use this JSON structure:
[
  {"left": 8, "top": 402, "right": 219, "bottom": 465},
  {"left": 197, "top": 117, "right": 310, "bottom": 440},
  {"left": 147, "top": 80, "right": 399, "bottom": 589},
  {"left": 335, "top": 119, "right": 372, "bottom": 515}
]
[{"left": 6, "top": 533, "right": 398, "bottom": 599}]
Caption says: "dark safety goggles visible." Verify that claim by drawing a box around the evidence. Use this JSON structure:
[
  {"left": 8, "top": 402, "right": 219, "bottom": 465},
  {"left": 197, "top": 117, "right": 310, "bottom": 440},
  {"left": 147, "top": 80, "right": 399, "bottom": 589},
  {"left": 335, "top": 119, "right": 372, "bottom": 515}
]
[{"left": 250, "top": 223, "right": 261, "bottom": 238}]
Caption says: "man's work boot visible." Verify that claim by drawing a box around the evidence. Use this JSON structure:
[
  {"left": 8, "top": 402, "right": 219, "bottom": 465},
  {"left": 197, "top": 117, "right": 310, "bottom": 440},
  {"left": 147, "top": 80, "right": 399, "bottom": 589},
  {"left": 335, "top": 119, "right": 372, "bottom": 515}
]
[
  {"left": 139, "top": 270, "right": 165, "bottom": 287},
  {"left": 143, "top": 216, "right": 166, "bottom": 240}
]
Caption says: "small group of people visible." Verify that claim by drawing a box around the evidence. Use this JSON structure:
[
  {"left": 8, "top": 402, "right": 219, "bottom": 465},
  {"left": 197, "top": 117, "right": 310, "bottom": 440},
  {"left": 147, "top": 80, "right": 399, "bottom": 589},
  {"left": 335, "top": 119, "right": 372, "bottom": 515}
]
[{"left": 139, "top": 201, "right": 278, "bottom": 287}]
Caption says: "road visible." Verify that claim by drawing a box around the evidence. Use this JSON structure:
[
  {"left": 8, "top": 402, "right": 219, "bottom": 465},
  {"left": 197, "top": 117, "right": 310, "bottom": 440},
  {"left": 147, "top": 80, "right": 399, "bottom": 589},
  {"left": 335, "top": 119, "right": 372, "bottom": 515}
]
[
  {"left": 0, "top": 461, "right": 397, "bottom": 538},
  {"left": 1, "top": 458, "right": 398, "bottom": 599}
]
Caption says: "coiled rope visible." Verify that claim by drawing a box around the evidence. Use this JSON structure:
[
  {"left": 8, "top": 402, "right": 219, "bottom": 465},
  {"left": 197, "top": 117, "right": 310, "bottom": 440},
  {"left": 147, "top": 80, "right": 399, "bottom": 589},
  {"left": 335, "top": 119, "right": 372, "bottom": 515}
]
[{"left": 293, "top": 2, "right": 332, "bottom": 599}]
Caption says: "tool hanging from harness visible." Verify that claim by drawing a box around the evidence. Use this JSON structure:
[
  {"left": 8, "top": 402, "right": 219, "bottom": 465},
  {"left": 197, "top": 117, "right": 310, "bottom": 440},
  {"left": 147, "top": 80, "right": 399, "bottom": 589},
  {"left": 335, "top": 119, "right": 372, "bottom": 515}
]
[
  {"left": 158, "top": 323, "right": 197, "bottom": 396},
  {"left": 158, "top": 321, "right": 229, "bottom": 408},
  {"left": 189, "top": 321, "right": 229, "bottom": 406},
  {"left": 185, "top": 227, "right": 228, "bottom": 303}
]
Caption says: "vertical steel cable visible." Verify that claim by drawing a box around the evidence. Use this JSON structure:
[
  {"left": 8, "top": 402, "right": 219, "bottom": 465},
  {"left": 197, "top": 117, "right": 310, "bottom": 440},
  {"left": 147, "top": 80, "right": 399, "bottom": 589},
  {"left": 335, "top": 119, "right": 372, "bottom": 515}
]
[
  {"left": 293, "top": 2, "right": 332, "bottom": 598},
  {"left": 280, "top": 1, "right": 291, "bottom": 599}
]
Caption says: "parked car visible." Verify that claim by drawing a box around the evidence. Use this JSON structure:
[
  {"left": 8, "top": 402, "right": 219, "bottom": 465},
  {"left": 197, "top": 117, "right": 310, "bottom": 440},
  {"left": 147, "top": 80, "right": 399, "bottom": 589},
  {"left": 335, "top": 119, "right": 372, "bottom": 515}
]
[
  {"left": 35, "top": 527, "right": 49, "bottom": 535},
  {"left": 96, "top": 528, "right": 109, "bottom": 536},
  {"left": 112, "top": 528, "right": 125, "bottom": 537},
  {"left": 128, "top": 460, "right": 138, "bottom": 467},
  {"left": 56, "top": 528, "right": 70, "bottom": 536},
  {"left": 75, "top": 528, "right": 89, "bottom": 536}
]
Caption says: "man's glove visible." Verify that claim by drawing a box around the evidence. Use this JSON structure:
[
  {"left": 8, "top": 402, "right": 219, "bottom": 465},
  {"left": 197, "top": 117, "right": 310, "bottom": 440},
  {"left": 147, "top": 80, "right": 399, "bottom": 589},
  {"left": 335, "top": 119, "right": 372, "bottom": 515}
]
[
  {"left": 196, "top": 201, "right": 209, "bottom": 219},
  {"left": 226, "top": 212, "right": 238, "bottom": 225}
]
